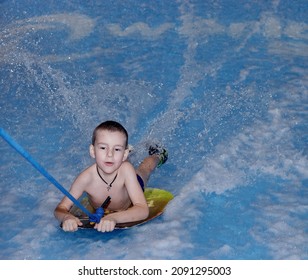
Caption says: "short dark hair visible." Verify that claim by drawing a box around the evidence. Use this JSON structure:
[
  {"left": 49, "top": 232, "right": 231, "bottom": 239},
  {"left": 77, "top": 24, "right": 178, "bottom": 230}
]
[{"left": 92, "top": 120, "right": 128, "bottom": 147}]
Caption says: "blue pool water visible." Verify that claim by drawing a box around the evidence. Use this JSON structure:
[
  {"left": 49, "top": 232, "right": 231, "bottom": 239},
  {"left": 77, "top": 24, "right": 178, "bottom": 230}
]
[{"left": 0, "top": 0, "right": 307, "bottom": 260}]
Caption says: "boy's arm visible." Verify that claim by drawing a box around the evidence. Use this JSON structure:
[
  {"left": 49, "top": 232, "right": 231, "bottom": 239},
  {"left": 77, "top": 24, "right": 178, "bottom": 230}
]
[
  {"left": 54, "top": 170, "right": 89, "bottom": 231},
  {"left": 54, "top": 196, "right": 82, "bottom": 229}
]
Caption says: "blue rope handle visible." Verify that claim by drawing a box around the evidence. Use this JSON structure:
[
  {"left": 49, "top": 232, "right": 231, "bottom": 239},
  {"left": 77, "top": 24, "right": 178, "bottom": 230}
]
[{"left": 0, "top": 127, "right": 104, "bottom": 222}]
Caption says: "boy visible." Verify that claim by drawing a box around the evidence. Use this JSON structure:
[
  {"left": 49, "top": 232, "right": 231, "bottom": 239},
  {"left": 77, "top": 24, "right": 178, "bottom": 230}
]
[{"left": 54, "top": 120, "right": 168, "bottom": 232}]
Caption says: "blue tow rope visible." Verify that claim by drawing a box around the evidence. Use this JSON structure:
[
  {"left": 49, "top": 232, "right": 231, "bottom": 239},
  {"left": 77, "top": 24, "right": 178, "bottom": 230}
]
[{"left": 1, "top": 128, "right": 106, "bottom": 223}]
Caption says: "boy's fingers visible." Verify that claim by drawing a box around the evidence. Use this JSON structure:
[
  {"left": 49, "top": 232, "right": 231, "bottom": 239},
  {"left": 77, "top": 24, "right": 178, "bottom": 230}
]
[{"left": 95, "top": 219, "right": 116, "bottom": 232}]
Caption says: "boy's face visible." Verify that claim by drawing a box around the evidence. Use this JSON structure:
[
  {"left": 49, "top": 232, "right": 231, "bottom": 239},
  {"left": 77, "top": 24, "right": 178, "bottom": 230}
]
[{"left": 90, "top": 129, "right": 129, "bottom": 174}]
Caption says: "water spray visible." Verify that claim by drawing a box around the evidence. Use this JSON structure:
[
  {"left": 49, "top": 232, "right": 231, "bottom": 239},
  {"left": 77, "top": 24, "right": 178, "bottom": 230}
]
[{"left": 0, "top": 127, "right": 107, "bottom": 223}]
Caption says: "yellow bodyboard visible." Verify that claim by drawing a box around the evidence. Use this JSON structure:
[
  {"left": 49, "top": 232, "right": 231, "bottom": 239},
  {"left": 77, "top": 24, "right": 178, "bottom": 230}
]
[{"left": 70, "top": 188, "right": 173, "bottom": 229}]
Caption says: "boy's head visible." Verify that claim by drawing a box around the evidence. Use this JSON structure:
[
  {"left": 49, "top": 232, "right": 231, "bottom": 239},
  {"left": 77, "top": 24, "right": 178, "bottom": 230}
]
[{"left": 92, "top": 120, "right": 128, "bottom": 148}]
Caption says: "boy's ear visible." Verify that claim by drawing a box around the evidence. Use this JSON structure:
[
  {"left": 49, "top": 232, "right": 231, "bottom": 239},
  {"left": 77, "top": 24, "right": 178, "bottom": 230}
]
[
  {"left": 122, "top": 148, "right": 129, "bottom": 161},
  {"left": 89, "top": 144, "right": 95, "bottom": 158}
]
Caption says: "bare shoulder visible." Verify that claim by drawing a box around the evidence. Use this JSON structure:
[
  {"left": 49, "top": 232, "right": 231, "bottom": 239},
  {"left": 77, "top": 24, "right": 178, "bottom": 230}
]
[
  {"left": 120, "top": 161, "right": 135, "bottom": 174},
  {"left": 73, "top": 164, "right": 96, "bottom": 187},
  {"left": 118, "top": 161, "right": 138, "bottom": 184},
  {"left": 119, "top": 161, "right": 140, "bottom": 190}
]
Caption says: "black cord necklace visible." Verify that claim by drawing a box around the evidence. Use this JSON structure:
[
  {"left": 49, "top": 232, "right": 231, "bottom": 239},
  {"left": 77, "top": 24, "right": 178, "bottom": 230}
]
[{"left": 96, "top": 165, "right": 118, "bottom": 191}]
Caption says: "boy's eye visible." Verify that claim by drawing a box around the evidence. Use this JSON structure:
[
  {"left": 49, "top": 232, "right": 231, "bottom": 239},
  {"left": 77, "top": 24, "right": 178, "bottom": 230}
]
[
  {"left": 100, "top": 146, "right": 106, "bottom": 150},
  {"left": 115, "top": 148, "right": 122, "bottom": 152}
]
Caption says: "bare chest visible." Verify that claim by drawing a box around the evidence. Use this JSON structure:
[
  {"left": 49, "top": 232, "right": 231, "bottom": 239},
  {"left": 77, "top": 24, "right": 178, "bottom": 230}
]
[{"left": 86, "top": 179, "right": 131, "bottom": 211}]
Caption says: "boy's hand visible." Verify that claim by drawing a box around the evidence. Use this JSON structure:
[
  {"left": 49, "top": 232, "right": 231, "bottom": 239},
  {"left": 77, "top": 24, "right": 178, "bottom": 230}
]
[
  {"left": 94, "top": 217, "right": 116, "bottom": 232},
  {"left": 61, "top": 216, "right": 82, "bottom": 232}
]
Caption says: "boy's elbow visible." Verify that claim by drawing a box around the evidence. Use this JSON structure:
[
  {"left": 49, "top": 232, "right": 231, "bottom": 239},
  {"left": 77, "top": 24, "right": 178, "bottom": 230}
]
[
  {"left": 54, "top": 207, "right": 61, "bottom": 220},
  {"left": 143, "top": 205, "right": 150, "bottom": 219},
  {"left": 136, "top": 204, "right": 149, "bottom": 220}
]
